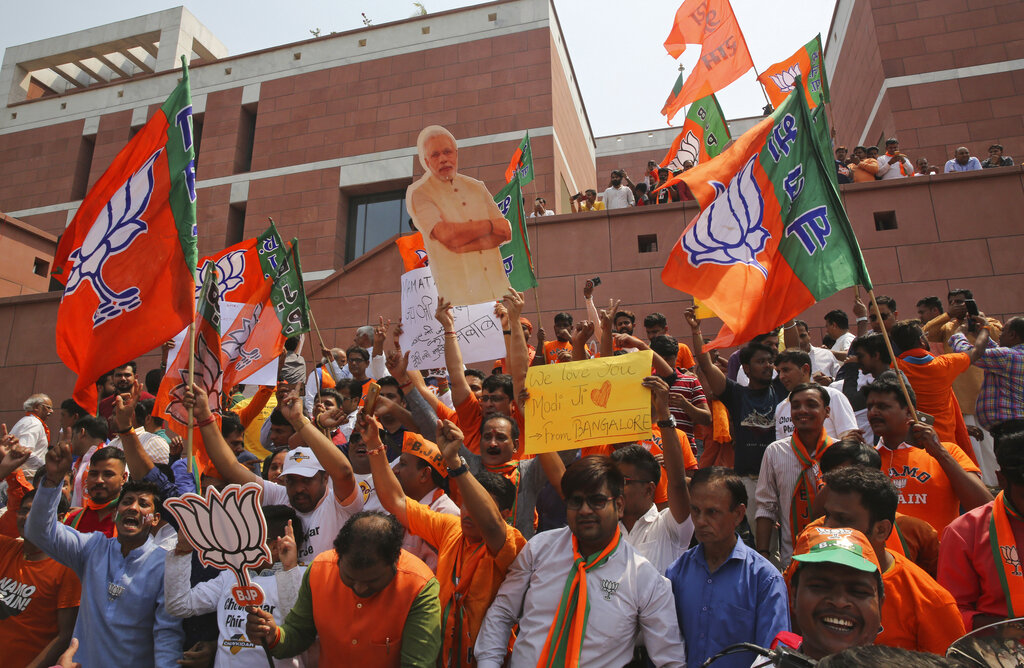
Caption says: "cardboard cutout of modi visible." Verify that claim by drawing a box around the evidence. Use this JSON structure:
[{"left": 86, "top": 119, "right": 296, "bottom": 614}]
[{"left": 407, "top": 126, "right": 513, "bottom": 306}]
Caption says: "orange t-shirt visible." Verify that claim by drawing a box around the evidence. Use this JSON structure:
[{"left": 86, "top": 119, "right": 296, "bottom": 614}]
[
  {"left": 493, "top": 345, "right": 537, "bottom": 373},
  {"left": 582, "top": 426, "right": 699, "bottom": 504},
  {"left": 406, "top": 499, "right": 525, "bottom": 668},
  {"left": 454, "top": 394, "right": 526, "bottom": 457},
  {"left": 878, "top": 441, "right": 980, "bottom": 533},
  {"left": 0, "top": 537, "right": 81, "bottom": 666},
  {"left": 876, "top": 550, "right": 966, "bottom": 654},
  {"left": 0, "top": 470, "right": 31, "bottom": 538},
  {"left": 895, "top": 352, "right": 972, "bottom": 455},
  {"left": 888, "top": 512, "right": 939, "bottom": 578}
]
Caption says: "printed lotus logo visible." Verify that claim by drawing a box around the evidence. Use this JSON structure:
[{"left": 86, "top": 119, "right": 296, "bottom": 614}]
[
  {"left": 222, "top": 303, "right": 264, "bottom": 373},
  {"left": 1002, "top": 545, "right": 1022, "bottom": 576},
  {"left": 165, "top": 330, "right": 223, "bottom": 426},
  {"left": 164, "top": 483, "right": 273, "bottom": 605},
  {"left": 769, "top": 64, "right": 802, "bottom": 94},
  {"left": 681, "top": 154, "right": 769, "bottom": 277},
  {"left": 668, "top": 131, "right": 700, "bottom": 172},
  {"left": 197, "top": 250, "right": 246, "bottom": 298},
  {"left": 64, "top": 149, "right": 161, "bottom": 327}
]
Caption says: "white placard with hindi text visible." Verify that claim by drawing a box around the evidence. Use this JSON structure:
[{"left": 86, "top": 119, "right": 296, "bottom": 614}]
[{"left": 399, "top": 266, "right": 505, "bottom": 370}]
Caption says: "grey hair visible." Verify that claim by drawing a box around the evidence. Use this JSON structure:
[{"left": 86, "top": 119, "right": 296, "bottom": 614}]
[
  {"left": 355, "top": 325, "right": 374, "bottom": 339},
  {"left": 23, "top": 393, "right": 51, "bottom": 411},
  {"left": 416, "top": 125, "right": 457, "bottom": 173}
]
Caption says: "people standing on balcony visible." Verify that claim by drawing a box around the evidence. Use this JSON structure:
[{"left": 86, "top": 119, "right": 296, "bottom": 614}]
[
  {"left": 569, "top": 188, "right": 605, "bottom": 212},
  {"left": 834, "top": 146, "right": 853, "bottom": 184},
  {"left": 944, "top": 147, "right": 983, "bottom": 173},
  {"left": 602, "top": 169, "right": 636, "bottom": 209},
  {"left": 847, "top": 146, "right": 879, "bottom": 183},
  {"left": 876, "top": 138, "right": 915, "bottom": 180},
  {"left": 653, "top": 167, "right": 679, "bottom": 205},
  {"left": 529, "top": 197, "right": 554, "bottom": 218},
  {"left": 915, "top": 157, "right": 938, "bottom": 175},
  {"left": 981, "top": 143, "right": 1014, "bottom": 168}
]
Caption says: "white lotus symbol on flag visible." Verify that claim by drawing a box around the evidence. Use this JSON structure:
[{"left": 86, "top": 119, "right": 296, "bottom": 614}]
[
  {"left": 64, "top": 149, "right": 161, "bottom": 327},
  {"left": 222, "top": 303, "right": 264, "bottom": 372},
  {"left": 669, "top": 131, "right": 701, "bottom": 171},
  {"left": 197, "top": 250, "right": 246, "bottom": 298},
  {"left": 681, "top": 154, "right": 770, "bottom": 277},
  {"left": 769, "top": 64, "right": 802, "bottom": 94},
  {"left": 165, "top": 329, "right": 223, "bottom": 426},
  {"left": 164, "top": 483, "right": 272, "bottom": 594}
]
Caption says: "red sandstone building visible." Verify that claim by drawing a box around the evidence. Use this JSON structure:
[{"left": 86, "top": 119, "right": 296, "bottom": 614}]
[{"left": 0, "top": 0, "right": 1020, "bottom": 422}]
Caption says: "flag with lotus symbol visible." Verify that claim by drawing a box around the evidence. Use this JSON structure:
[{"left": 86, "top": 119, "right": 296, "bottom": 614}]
[
  {"left": 661, "top": 78, "right": 871, "bottom": 349},
  {"left": 495, "top": 176, "right": 537, "bottom": 291},
  {"left": 660, "top": 93, "right": 731, "bottom": 171},
  {"left": 196, "top": 237, "right": 265, "bottom": 305},
  {"left": 156, "top": 267, "right": 222, "bottom": 478},
  {"left": 53, "top": 56, "right": 197, "bottom": 409},
  {"left": 757, "top": 34, "right": 829, "bottom": 110}
]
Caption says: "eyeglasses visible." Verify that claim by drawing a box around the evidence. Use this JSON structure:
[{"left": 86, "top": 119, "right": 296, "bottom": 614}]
[
  {"left": 868, "top": 312, "right": 891, "bottom": 322},
  {"left": 349, "top": 357, "right": 368, "bottom": 363},
  {"left": 623, "top": 477, "right": 653, "bottom": 486},
  {"left": 566, "top": 494, "right": 615, "bottom": 510}
]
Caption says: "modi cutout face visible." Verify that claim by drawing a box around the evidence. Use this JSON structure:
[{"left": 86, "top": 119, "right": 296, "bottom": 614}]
[{"left": 424, "top": 132, "right": 458, "bottom": 181}]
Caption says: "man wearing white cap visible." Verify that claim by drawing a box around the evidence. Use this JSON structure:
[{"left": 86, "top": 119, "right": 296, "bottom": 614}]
[{"left": 186, "top": 385, "right": 363, "bottom": 561}]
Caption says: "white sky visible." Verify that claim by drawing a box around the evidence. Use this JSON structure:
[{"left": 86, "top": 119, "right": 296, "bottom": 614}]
[{"left": 2, "top": 1, "right": 838, "bottom": 137}]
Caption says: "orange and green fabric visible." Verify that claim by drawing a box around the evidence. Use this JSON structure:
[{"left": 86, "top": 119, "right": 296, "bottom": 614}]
[
  {"left": 504, "top": 132, "right": 534, "bottom": 186},
  {"left": 661, "top": 79, "right": 872, "bottom": 350},
  {"left": 659, "top": 93, "right": 731, "bottom": 172},
  {"left": 495, "top": 175, "right": 537, "bottom": 291},
  {"left": 53, "top": 56, "right": 198, "bottom": 409},
  {"left": 757, "top": 34, "right": 830, "bottom": 110},
  {"left": 396, "top": 231, "right": 429, "bottom": 271}
]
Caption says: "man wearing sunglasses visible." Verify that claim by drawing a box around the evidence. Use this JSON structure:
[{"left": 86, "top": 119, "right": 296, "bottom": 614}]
[{"left": 476, "top": 456, "right": 684, "bottom": 667}]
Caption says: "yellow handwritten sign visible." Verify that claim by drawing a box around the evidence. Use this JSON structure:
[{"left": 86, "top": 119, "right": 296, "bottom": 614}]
[{"left": 524, "top": 350, "right": 653, "bottom": 455}]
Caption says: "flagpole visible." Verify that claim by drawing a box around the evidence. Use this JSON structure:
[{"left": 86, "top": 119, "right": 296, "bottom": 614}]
[
  {"left": 866, "top": 288, "right": 918, "bottom": 421},
  {"left": 750, "top": 61, "right": 773, "bottom": 109}
]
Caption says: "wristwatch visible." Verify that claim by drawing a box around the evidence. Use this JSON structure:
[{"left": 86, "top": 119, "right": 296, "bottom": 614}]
[
  {"left": 447, "top": 457, "right": 469, "bottom": 477},
  {"left": 656, "top": 416, "right": 677, "bottom": 429}
]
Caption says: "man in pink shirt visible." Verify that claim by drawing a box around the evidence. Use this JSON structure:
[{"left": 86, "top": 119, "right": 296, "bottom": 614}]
[{"left": 939, "top": 422, "right": 1024, "bottom": 630}]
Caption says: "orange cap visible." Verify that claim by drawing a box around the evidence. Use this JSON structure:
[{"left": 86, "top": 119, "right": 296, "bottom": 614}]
[{"left": 401, "top": 432, "right": 447, "bottom": 477}]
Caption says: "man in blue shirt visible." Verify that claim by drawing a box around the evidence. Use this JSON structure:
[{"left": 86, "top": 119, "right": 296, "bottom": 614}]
[
  {"left": 26, "top": 441, "right": 184, "bottom": 667},
  {"left": 666, "top": 467, "right": 789, "bottom": 668}
]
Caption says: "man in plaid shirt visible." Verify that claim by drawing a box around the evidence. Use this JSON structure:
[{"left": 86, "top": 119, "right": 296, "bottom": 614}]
[{"left": 949, "top": 316, "right": 1024, "bottom": 430}]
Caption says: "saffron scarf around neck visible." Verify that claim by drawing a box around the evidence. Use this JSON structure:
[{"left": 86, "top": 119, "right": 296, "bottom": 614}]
[
  {"left": 990, "top": 492, "right": 1024, "bottom": 616},
  {"left": 537, "top": 527, "right": 622, "bottom": 668},
  {"left": 485, "top": 461, "right": 520, "bottom": 525},
  {"left": 790, "top": 429, "right": 831, "bottom": 548},
  {"left": 886, "top": 151, "right": 910, "bottom": 176},
  {"left": 27, "top": 412, "right": 51, "bottom": 443},
  {"left": 441, "top": 541, "right": 486, "bottom": 668}
]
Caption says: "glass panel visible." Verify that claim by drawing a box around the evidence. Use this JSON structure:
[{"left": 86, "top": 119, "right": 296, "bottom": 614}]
[{"left": 346, "top": 191, "right": 409, "bottom": 263}]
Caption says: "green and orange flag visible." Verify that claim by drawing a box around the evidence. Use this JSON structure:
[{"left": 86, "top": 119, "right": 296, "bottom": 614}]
[
  {"left": 660, "top": 93, "right": 731, "bottom": 171},
  {"left": 156, "top": 267, "right": 222, "bottom": 480},
  {"left": 504, "top": 132, "right": 534, "bottom": 186},
  {"left": 757, "top": 34, "right": 830, "bottom": 111},
  {"left": 661, "top": 78, "right": 871, "bottom": 350},
  {"left": 495, "top": 176, "right": 537, "bottom": 291},
  {"left": 53, "top": 56, "right": 198, "bottom": 409}
]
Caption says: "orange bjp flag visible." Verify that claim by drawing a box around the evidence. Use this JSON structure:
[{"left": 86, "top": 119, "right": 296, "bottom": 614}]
[
  {"left": 757, "top": 35, "right": 830, "bottom": 111},
  {"left": 662, "top": 0, "right": 753, "bottom": 123},
  {"left": 395, "top": 231, "right": 429, "bottom": 271},
  {"left": 664, "top": 0, "right": 730, "bottom": 58}
]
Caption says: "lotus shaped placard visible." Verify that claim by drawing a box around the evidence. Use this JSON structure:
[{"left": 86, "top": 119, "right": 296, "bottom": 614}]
[{"left": 164, "top": 482, "right": 272, "bottom": 592}]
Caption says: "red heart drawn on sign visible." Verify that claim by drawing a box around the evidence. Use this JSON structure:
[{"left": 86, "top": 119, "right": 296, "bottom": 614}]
[{"left": 590, "top": 380, "right": 611, "bottom": 408}]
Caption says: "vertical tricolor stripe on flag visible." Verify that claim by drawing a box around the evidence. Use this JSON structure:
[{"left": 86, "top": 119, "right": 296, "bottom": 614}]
[
  {"left": 495, "top": 176, "right": 537, "bottom": 291},
  {"left": 661, "top": 78, "right": 871, "bottom": 349},
  {"left": 504, "top": 132, "right": 534, "bottom": 186},
  {"left": 54, "top": 56, "right": 198, "bottom": 410}
]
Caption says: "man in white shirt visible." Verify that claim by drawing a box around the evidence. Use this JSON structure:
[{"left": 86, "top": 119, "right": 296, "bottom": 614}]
[
  {"left": 528, "top": 196, "right": 554, "bottom": 217},
  {"left": 784, "top": 320, "right": 841, "bottom": 381},
  {"left": 602, "top": 170, "right": 635, "bottom": 210},
  {"left": 475, "top": 456, "right": 684, "bottom": 667},
  {"left": 187, "top": 385, "right": 363, "bottom": 561},
  {"left": 609, "top": 377, "right": 693, "bottom": 573},
  {"left": 824, "top": 309, "right": 855, "bottom": 357},
  {"left": 774, "top": 349, "right": 858, "bottom": 440},
  {"left": 875, "top": 138, "right": 915, "bottom": 180},
  {"left": 11, "top": 393, "right": 52, "bottom": 476}
]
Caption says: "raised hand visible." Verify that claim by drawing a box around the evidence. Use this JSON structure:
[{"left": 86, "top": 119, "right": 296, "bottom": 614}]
[
  {"left": 683, "top": 305, "right": 700, "bottom": 331},
  {"left": 502, "top": 289, "right": 526, "bottom": 321},
  {"left": 494, "top": 301, "right": 510, "bottom": 330},
  {"left": 435, "top": 297, "right": 455, "bottom": 332},
  {"left": 373, "top": 316, "right": 391, "bottom": 351},
  {"left": 642, "top": 375, "right": 671, "bottom": 419},
  {"left": 317, "top": 407, "right": 348, "bottom": 430},
  {"left": 44, "top": 440, "right": 73, "bottom": 485},
  {"left": 277, "top": 388, "right": 305, "bottom": 427},
  {"left": 385, "top": 350, "right": 410, "bottom": 383},
  {"left": 435, "top": 419, "right": 465, "bottom": 466},
  {"left": 112, "top": 380, "right": 141, "bottom": 432},
  {"left": 598, "top": 298, "right": 621, "bottom": 331},
  {"left": 183, "top": 383, "right": 213, "bottom": 421},
  {"left": 571, "top": 321, "right": 595, "bottom": 349},
  {"left": 278, "top": 519, "right": 298, "bottom": 570}
]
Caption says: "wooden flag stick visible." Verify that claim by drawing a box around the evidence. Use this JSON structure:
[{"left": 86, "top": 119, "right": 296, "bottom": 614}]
[{"left": 866, "top": 288, "right": 918, "bottom": 421}]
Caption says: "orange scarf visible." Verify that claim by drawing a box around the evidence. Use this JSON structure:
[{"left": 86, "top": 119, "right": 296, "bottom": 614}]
[
  {"left": 887, "top": 150, "right": 909, "bottom": 176},
  {"left": 790, "top": 429, "right": 831, "bottom": 548},
  {"left": 441, "top": 541, "right": 486, "bottom": 668},
  {"left": 990, "top": 492, "right": 1024, "bottom": 616},
  {"left": 537, "top": 527, "right": 621, "bottom": 668},
  {"left": 485, "top": 461, "right": 520, "bottom": 525}
]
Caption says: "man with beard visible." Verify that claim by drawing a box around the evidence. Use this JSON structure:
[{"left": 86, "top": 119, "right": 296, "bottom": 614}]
[
  {"left": 97, "top": 362, "right": 153, "bottom": 426},
  {"left": 26, "top": 443, "right": 184, "bottom": 666},
  {"left": 64, "top": 445, "right": 127, "bottom": 537}
]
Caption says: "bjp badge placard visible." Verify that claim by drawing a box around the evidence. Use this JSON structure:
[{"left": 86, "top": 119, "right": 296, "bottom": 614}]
[
  {"left": 407, "top": 125, "right": 512, "bottom": 306},
  {"left": 523, "top": 351, "right": 654, "bottom": 455},
  {"left": 164, "top": 482, "right": 272, "bottom": 607}
]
